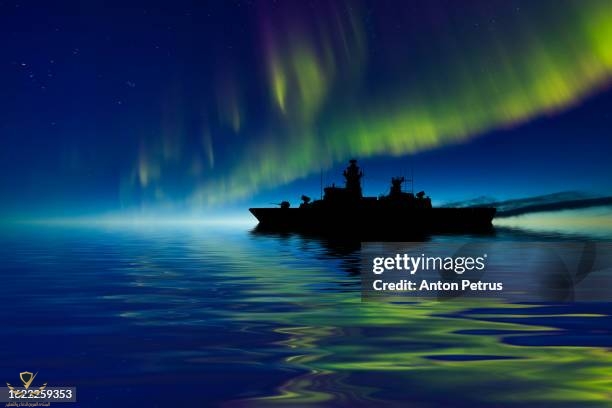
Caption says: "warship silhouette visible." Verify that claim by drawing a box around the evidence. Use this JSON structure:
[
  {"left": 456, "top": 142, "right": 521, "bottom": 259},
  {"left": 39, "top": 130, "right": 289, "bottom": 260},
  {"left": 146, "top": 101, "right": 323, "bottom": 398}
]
[{"left": 250, "top": 160, "right": 495, "bottom": 237}]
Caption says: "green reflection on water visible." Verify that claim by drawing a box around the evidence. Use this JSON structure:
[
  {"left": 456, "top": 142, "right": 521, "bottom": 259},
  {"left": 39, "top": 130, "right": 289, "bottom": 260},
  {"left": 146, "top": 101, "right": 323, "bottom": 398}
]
[
  {"left": 115, "top": 228, "right": 612, "bottom": 407},
  {"left": 242, "top": 300, "right": 612, "bottom": 406}
]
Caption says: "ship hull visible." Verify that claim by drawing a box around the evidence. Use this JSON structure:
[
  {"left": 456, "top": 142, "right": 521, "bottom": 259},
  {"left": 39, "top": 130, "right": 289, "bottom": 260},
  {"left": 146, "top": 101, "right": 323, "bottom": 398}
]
[{"left": 249, "top": 206, "right": 496, "bottom": 237}]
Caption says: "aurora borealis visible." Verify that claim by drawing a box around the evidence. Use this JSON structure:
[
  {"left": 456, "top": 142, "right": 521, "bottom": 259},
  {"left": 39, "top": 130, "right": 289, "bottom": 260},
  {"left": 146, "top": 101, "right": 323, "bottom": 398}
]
[
  {"left": 197, "top": 0, "right": 612, "bottom": 206},
  {"left": 2, "top": 0, "right": 612, "bottom": 216}
]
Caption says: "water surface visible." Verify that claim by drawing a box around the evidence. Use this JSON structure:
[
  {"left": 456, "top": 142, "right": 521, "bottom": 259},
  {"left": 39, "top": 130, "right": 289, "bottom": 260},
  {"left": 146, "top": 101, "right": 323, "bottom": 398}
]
[{"left": 1, "top": 222, "right": 611, "bottom": 407}]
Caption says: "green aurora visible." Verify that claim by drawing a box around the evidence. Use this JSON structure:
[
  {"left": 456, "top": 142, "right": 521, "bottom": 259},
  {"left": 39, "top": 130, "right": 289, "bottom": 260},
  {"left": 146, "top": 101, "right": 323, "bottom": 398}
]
[{"left": 181, "top": 1, "right": 612, "bottom": 206}]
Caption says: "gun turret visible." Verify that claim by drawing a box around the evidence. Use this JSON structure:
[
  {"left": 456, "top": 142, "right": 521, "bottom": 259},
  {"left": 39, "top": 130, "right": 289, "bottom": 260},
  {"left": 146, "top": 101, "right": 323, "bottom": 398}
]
[{"left": 271, "top": 201, "right": 291, "bottom": 208}]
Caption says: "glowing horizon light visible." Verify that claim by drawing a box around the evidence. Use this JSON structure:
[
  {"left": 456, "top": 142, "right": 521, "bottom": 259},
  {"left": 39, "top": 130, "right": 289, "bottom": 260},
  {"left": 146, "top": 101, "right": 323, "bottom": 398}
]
[
  {"left": 4, "top": 215, "right": 256, "bottom": 229},
  {"left": 494, "top": 207, "right": 612, "bottom": 238}
]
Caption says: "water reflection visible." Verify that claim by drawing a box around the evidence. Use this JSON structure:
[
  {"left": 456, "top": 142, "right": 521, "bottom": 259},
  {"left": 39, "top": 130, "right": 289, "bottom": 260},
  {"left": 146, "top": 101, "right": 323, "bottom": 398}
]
[
  {"left": 0, "top": 223, "right": 611, "bottom": 407},
  {"left": 240, "top": 225, "right": 612, "bottom": 407}
]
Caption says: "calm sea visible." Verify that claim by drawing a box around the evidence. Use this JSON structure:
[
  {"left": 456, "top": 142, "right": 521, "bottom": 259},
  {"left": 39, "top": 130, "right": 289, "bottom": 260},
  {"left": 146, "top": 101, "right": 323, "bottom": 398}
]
[{"left": 1, "top": 218, "right": 611, "bottom": 407}]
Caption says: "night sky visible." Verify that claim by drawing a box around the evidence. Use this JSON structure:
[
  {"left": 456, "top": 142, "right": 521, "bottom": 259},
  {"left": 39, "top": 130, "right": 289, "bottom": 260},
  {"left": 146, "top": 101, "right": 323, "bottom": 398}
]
[{"left": 2, "top": 0, "right": 612, "bottom": 218}]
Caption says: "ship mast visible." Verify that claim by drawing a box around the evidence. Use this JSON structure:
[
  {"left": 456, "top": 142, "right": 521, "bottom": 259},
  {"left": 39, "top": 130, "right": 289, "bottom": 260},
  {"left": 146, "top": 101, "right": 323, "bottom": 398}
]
[
  {"left": 410, "top": 165, "right": 414, "bottom": 195},
  {"left": 320, "top": 168, "right": 323, "bottom": 200},
  {"left": 343, "top": 159, "right": 363, "bottom": 199},
  {"left": 402, "top": 161, "right": 414, "bottom": 194}
]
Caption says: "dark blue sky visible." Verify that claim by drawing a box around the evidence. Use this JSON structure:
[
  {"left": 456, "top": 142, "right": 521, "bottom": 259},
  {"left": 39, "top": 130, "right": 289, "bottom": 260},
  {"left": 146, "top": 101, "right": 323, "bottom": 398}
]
[{"left": 1, "top": 0, "right": 611, "bottom": 218}]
